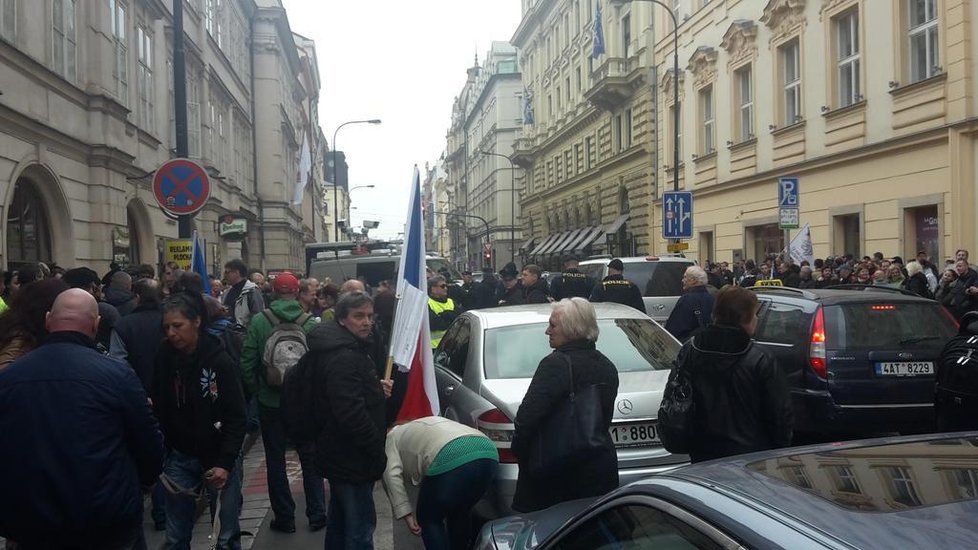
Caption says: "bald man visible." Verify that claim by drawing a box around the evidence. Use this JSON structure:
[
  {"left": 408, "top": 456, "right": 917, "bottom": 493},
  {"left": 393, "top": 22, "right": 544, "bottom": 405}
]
[
  {"left": 0, "top": 289, "right": 164, "bottom": 549},
  {"left": 340, "top": 278, "right": 366, "bottom": 294}
]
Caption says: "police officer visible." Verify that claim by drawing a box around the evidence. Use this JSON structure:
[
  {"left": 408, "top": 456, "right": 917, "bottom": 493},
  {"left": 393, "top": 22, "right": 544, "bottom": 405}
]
[
  {"left": 550, "top": 254, "right": 595, "bottom": 300},
  {"left": 590, "top": 258, "right": 646, "bottom": 314},
  {"left": 428, "top": 275, "right": 459, "bottom": 349}
]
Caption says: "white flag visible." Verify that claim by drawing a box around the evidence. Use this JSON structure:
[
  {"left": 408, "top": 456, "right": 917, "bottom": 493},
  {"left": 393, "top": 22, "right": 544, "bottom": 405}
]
[
  {"left": 292, "top": 132, "right": 312, "bottom": 205},
  {"left": 788, "top": 223, "right": 815, "bottom": 266}
]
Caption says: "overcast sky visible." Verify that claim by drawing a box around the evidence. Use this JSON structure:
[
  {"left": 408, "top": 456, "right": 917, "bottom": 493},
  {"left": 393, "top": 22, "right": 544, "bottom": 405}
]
[{"left": 280, "top": 1, "right": 522, "bottom": 240}]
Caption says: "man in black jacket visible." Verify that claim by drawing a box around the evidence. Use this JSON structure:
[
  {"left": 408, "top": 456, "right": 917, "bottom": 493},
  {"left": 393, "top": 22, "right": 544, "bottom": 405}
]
[
  {"left": 665, "top": 266, "right": 715, "bottom": 342},
  {"left": 675, "top": 286, "right": 792, "bottom": 463},
  {"left": 0, "top": 289, "right": 163, "bottom": 549},
  {"left": 306, "top": 291, "right": 390, "bottom": 548},
  {"left": 549, "top": 255, "right": 595, "bottom": 300},
  {"left": 468, "top": 267, "right": 499, "bottom": 309},
  {"left": 521, "top": 264, "right": 552, "bottom": 304},
  {"left": 496, "top": 262, "right": 525, "bottom": 306},
  {"left": 589, "top": 258, "right": 646, "bottom": 313}
]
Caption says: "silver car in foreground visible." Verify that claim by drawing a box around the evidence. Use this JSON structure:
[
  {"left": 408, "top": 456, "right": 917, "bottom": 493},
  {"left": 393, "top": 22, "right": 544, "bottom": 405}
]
[{"left": 432, "top": 302, "right": 687, "bottom": 520}]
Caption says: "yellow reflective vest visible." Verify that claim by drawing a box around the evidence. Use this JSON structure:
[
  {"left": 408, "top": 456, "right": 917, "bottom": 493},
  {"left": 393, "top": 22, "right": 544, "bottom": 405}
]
[{"left": 428, "top": 297, "right": 456, "bottom": 349}]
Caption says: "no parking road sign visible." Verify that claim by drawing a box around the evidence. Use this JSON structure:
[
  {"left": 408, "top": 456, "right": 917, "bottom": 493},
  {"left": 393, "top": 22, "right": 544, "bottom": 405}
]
[{"left": 153, "top": 158, "right": 210, "bottom": 216}]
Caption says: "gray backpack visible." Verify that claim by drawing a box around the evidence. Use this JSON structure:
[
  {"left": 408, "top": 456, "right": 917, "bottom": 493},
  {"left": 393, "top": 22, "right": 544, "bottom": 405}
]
[{"left": 261, "top": 309, "right": 313, "bottom": 387}]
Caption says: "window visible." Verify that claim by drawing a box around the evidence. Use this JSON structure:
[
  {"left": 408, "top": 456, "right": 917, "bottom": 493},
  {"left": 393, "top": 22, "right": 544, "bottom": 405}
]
[
  {"left": 109, "top": 0, "right": 128, "bottom": 104},
  {"left": 669, "top": 101, "right": 682, "bottom": 162},
  {"left": 884, "top": 466, "right": 922, "bottom": 507},
  {"left": 736, "top": 65, "right": 753, "bottom": 141},
  {"left": 624, "top": 108, "right": 633, "bottom": 148},
  {"left": 781, "top": 40, "right": 802, "bottom": 125},
  {"left": 835, "top": 9, "right": 860, "bottom": 107},
  {"left": 574, "top": 143, "right": 582, "bottom": 173},
  {"left": 575, "top": 67, "right": 582, "bottom": 91},
  {"left": 622, "top": 14, "right": 631, "bottom": 58},
  {"left": 556, "top": 86, "right": 562, "bottom": 109},
  {"left": 187, "top": 73, "right": 201, "bottom": 157},
  {"left": 6, "top": 182, "right": 53, "bottom": 267},
  {"left": 946, "top": 469, "right": 978, "bottom": 500},
  {"left": 585, "top": 136, "right": 594, "bottom": 169},
  {"left": 613, "top": 114, "right": 623, "bottom": 152},
  {"left": 831, "top": 465, "right": 861, "bottom": 494},
  {"left": 785, "top": 466, "right": 814, "bottom": 489},
  {"left": 908, "top": 0, "right": 939, "bottom": 82},
  {"left": 136, "top": 25, "right": 154, "bottom": 133},
  {"left": 565, "top": 77, "right": 571, "bottom": 103},
  {"left": 700, "top": 85, "right": 714, "bottom": 154},
  {"left": 755, "top": 301, "right": 807, "bottom": 344},
  {"left": 1, "top": 0, "right": 15, "bottom": 42},
  {"left": 548, "top": 94, "right": 553, "bottom": 119},
  {"left": 551, "top": 504, "right": 721, "bottom": 550},
  {"left": 52, "top": 0, "right": 76, "bottom": 81}
]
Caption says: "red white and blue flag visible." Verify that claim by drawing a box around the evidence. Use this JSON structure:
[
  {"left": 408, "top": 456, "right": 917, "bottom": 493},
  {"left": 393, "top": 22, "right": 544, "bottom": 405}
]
[{"left": 390, "top": 167, "right": 440, "bottom": 420}]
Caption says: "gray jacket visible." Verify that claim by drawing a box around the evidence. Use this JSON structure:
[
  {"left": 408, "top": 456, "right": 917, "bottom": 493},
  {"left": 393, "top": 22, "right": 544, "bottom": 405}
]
[{"left": 231, "top": 279, "right": 264, "bottom": 327}]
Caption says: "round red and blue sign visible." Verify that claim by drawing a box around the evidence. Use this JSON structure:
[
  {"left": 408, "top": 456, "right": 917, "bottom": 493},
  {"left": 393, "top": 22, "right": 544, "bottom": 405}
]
[{"left": 153, "top": 158, "right": 211, "bottom": 216}]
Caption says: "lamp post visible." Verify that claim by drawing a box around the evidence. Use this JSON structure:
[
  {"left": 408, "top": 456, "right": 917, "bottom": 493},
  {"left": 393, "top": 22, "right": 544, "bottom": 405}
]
[
  {"left": 331, "top": 119, "right": 381, "bottom": 242},
  {"left": 432, "top": 210, "right": 493, "bottom": 271},
  {"left": 479, "top": 150, "right": 519, "bottom": 264},
  {"left": 346, "top": 184, "right": 375, "bottom": 235},
  {"left": 611, "top": 0, "right": 680, "bottom": 195}
]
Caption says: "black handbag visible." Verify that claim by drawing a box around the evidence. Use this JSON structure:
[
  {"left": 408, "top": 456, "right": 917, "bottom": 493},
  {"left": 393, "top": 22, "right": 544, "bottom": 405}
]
[
  {"left": 658, "top": 345, "right": 696, "bottom": 454},
  {"left": 524, "top": 353, "right": 610, "bottom": 478}
]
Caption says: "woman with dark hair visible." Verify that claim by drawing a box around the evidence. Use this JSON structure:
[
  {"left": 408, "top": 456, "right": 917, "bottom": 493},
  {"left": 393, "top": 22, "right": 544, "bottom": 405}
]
[
  {"left": 152, "top": 291, "right": 247, "bottom": 550},
  {"left": 0, "top": 278, "right": 69, "bottom": 369},
  {"left": 671, "top": 286, "right": 793, "bottom": 463}
]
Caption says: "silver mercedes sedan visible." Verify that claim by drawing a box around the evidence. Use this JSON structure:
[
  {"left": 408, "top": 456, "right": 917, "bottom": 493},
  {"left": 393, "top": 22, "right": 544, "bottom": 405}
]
[{"left": 432, "top": 302, "right": 688, "bottom": 520}]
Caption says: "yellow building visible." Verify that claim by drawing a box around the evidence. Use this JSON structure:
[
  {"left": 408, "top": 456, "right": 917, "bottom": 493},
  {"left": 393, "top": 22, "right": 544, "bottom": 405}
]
[
  {"left": 511, "top": 0, "right": 658, "bottom": 267},
  {"left": 648, "top": 0, "right": 978, "bottom": 264}
]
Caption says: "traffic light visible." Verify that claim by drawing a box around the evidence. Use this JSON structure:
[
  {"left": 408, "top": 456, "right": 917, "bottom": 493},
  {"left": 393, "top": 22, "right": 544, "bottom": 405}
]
[{"left": 483, "top": 248, "right": 492, "bottom": 266}]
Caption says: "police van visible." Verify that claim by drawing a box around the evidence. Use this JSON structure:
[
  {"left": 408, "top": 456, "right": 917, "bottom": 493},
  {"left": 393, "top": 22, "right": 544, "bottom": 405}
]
[
  {"left": 578, "top": 255, "right": 695, "bottom": 324},
  {"left": 308, "top": 250, "right": 460, "bottom": 287}
]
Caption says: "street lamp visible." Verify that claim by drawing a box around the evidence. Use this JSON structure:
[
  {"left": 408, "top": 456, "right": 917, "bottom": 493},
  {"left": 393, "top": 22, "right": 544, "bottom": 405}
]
[
  {"left": 432, "top": 210, "right": 493, "bottom": 271},
  {"left": 611, "top": 0, "right": 680, "bottom": 196},
  {"left": 480, "top": 150, "right": 519, "bottom": 264},
  {"left": 331, "top": 119, "right": 381, "bottom": 241},
  {"left": 346, "top": 184, "right": 375, "bottom": 231}
]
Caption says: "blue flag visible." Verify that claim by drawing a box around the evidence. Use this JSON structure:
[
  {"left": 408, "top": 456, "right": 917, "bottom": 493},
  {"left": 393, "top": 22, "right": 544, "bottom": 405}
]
[
  {"left": 191, "top": 231, "right": 212, "bottom": 296},
  {"left": 523, "top": 86, "right": 534, "bottom": 125},
  {"left": 592, "top": 0, "right": 605, "bottom": 58}
]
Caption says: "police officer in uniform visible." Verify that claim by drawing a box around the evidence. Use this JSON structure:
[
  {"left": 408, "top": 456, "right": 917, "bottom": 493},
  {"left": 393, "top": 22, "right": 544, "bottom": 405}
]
[
  {"left": 590, "top": 258, "right": 647, "bottom": 314},
  {"left": 428, "top": 275, "right": 459, "bottom": 349},
  {"left": 550, "top": 254, "right": 595, "bottom": 300}
]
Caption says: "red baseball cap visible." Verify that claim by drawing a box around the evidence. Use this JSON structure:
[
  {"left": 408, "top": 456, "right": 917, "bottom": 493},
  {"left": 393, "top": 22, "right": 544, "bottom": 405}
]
[{"left": 272, "top": 272, "right": 300, "bottom": 294}]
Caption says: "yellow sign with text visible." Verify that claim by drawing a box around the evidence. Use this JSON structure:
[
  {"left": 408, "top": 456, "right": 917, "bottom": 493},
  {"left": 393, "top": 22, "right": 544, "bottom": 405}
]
[
  {"left": 667, "top": 242, "right": 689, "bottom": 252},
  {"left": 164, "top": 239, "right": 193, "bottom": 271},
  {"left": 754, "top": 279, "right": 784, "bottom": 287}
]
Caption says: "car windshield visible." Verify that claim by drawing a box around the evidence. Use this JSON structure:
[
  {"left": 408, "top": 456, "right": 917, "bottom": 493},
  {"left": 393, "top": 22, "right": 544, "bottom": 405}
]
[
  {"left": 825, "top": 302, "right": 957, "bottom": 350},
  {"left": 483, "top": 319, "right": 680, "bottom": 379}
]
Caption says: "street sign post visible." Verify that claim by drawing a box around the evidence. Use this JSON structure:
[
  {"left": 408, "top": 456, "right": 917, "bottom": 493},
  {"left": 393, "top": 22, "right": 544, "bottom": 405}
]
[
  {"left": 778, "top": 176, "right": 799, "bottom": 230},
  {"left": 662, "top": 191, "right": 693, "bottom": 240},
  {"left": 153, "top": 158, "right": 210, "bottom": 217}
]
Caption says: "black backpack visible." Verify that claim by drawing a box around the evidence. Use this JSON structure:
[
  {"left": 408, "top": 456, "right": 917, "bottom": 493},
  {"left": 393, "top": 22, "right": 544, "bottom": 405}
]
[
  {"left": 658, "top": 345, "right": 695, "bottom": 455},
  {"left": 281, "top": 353, "right": 319, "bottom": 444},
  {"left": 219, "top": 323, "right": 247, "bottom": 366}
]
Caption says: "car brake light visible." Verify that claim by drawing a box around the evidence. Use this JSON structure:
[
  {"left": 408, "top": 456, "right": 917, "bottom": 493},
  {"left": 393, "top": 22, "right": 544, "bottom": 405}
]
[
  {"left": 870, "top": 305, "right": 896, "bottom": 311},
  {"left": 477, "top": 408, "right": 517, "bottom": 464},
  {"left": 810, "top": 307, "right": 827, "bottom": 379},
  {"left": 645, "top": 256, "right": 659, "bottom": 261}
]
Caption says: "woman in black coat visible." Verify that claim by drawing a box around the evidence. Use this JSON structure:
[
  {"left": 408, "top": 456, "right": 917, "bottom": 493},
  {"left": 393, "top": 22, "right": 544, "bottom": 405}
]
[
  {"left": 902, "top": 261, "right": 934, "bottom": 299},
  {"left": 511, "top": 298, "right": 619, "bottom": 512}
]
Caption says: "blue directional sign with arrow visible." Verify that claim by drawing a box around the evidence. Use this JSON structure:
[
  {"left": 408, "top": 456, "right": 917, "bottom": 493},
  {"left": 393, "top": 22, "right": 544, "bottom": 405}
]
[{"left": 662, "top": 191, "right": 693, "bottom": 239}]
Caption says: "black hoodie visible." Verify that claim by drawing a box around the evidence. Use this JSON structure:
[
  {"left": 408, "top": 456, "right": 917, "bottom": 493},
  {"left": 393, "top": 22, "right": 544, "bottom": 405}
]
[
  {"left": 306, "top": 320, "right": 387, "bottom": 482},
  {"left": 681, "top": 325, "right": 793, "bottom": 463}
]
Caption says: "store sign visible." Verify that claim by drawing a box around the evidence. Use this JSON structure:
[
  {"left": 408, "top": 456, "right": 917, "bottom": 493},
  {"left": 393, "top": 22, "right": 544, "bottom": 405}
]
[
  {"left": 165, "top": 239, "right": 193, "bottom": 271},
  {"left": 219, "top": 215, "right": 248, "bottom": 237}
]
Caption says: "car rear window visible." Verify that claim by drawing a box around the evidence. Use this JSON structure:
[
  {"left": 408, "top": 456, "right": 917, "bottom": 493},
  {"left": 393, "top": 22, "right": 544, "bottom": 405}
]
[
  {"left": 483, "top": 319, "right": 680, "bottom": 379},
  {"left": 824, "top": 302, "right": 957, "bottom": 350},
  {"left": 644, "top": 262, "right": 688, "bottom": 297}
]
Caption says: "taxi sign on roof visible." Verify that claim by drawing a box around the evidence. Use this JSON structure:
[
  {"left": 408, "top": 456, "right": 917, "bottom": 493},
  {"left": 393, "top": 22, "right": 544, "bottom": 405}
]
[{"left": 754, "top": 279, "right": 784, "bottom": 287}]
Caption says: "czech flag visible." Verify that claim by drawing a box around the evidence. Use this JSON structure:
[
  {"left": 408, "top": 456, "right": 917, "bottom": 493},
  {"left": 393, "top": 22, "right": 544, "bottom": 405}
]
[{"left": 389, "top": 167, "right": 440, "bottom": 420}]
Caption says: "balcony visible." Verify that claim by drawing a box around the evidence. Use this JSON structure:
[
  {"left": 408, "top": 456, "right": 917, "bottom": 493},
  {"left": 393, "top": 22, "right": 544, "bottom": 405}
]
[
  {"left": 584, "top": 57, "right": 645, "bottom": 111},
  {"left": 511, "top": 136, "right": 536, "bottom": 168}
]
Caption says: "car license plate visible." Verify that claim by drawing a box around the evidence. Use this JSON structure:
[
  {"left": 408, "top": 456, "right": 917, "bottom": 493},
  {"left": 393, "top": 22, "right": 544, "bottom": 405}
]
[
  {"left": 875, "top": 362, "right": 934, "bottom": 377},
  {"left": 609, "top": 422, "right": 661, "bottom": 448}
]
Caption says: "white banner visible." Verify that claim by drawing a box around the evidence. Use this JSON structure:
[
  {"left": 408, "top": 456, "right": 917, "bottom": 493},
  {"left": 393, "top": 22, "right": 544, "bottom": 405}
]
[{"left": 788, "top": 223, "right": 815, "bottom": 266}]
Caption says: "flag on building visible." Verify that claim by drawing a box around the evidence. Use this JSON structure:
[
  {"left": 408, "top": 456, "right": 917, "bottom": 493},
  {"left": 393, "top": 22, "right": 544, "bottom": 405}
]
[
  {"left": 191, "top": 230, "right": 212, "bottom": 296},
  {"left": 788, "top": 223, "right": 815, "bottom": 266},
  {"left": 523, "top": 86, "right": 535, "bottom": 125},
  {"left": 292, "top": 132, "right": 312, "bottom": 205},
  {"left": 389, "top": 166, "right": 439, "bottom": 421},
  {"left": 592, "top": 0, "right": 605, "bottom": 58}
]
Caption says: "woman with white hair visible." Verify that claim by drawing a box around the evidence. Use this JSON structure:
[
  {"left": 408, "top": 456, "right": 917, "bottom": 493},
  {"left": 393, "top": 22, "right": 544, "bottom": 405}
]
[
  {"left": 902, "top": 260, "right": 934, "bottom": 299},
  {"left": 510, "top": 298, "right": 619, "bottom": 512}
]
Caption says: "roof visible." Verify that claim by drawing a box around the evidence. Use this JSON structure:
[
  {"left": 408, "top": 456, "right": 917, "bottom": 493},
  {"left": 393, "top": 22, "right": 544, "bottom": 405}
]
[
  {"left": 579, "top": 255, "right": 694, "bottom": 265},
  {"left": 467, "top": 302, "right": 649, "bottom": 330},
  {"left": 751, "top": 286, "right": 938, "bottom": 305},
  {"left": 646, "top": 432, "right": 978, "bottom": 548}
]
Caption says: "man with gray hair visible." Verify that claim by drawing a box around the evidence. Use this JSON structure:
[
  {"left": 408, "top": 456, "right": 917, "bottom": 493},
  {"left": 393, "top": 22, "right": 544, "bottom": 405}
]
[{"left": 665, "top": 265, "right": 716, "bottom": 342}]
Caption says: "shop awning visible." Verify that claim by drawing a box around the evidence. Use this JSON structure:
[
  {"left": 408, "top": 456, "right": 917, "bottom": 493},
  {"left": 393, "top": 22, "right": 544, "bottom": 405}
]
[
  {"left": 518, "top": 237, "right": 536, "bottom": 253},
  {"left": 566, "top": 225, "right": 604, "bottom": 252},
  {"left": 537, "top": 229, "right": 574, "bottom": 255},
  {"left": 604, "top": 214, "right": 630, "bottom": 235},
  {"left": 529, "top": 233, "right": 559, "bottom": 256},
  {"left": 550, "top": 228, "right": 587, "bottom": 255}
]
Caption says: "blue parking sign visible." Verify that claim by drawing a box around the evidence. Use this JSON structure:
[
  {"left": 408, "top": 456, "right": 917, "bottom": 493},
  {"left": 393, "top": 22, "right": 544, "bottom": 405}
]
[
  {"left": 662, "top": 191, "right": 693, "bottom": 239},
  {"left": 778, "top": 177, "right": 799, "bottom": 207}
]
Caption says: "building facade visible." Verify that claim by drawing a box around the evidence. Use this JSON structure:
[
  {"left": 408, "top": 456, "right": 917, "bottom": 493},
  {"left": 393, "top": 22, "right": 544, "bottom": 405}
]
[
  {"left": 512, "top": 0, "right": 656, "bottom": 270},
  {"left": 446, "top": 42, "right": 524, "bottom": 271},
  {"left": 650, "top": 0, "right": 978, "bottom": 264},
  {"left": 0, "top": 0, "right": 326, "bottom": 275}
]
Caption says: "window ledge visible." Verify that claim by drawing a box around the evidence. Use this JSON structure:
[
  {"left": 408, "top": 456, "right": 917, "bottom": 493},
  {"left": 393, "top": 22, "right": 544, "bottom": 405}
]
[
  {"left": 728, "top": 137, "right": 757, "bottom": 152},
  {"left": 692, "top": 151, "right": 717, "bottom": 164},
  {"left": 771, "top": 120, "right": 807, "bottom": 136},
  {"left": 889, "top": 72, "right": 947, "bottom": 99},
  {"left": 822, "top": 100, "right": 866, "bottom": 120}
]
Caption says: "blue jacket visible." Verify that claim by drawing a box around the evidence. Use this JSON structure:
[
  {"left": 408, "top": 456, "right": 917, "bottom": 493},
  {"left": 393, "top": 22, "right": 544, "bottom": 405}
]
[
  {"left": 0, "top": 331, "right": 163, "bottom": 545},
  {"left": 665, "top": 285, "right": 715, "bottom": 342}
]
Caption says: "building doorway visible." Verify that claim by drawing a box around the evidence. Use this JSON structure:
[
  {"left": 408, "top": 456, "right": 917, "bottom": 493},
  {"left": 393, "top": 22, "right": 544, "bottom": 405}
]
[
  {"left": 904, "top": 205, "right": 939, "bottom": 263},
  {"left": 746, "top": 223, "right": 783, "bottom": 262},
  {"left": 5, "top": 179, "right": 52, "bottom": 272},
  {"left": 833, "top": 213, "right": 861, "bottom": 257}
]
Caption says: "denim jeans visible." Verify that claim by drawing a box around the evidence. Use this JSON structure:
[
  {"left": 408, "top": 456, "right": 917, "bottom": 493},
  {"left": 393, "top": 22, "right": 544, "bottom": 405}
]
[
  {"left": 416, "top": 458, "right": 497, "bottom": 550},
  {"left": 324, "top": 480, "right": 376, "bottom": 550},
  {"left": 162, "top": 449, "right": 243, "bottom": 550},
  {"left": 259, "top": 405, "right": 326, "bottom": 525}
]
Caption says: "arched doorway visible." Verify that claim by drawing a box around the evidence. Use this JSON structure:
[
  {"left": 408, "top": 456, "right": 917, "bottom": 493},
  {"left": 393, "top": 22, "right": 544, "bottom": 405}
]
[
  {"left": 5, "top": 180, "right": 52, "bottom": 272},
  {"left": 125, "top": 199, "right": 155, "bottom": 266}
]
